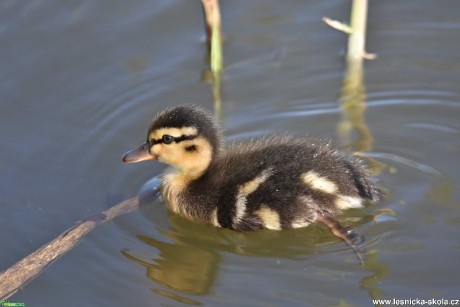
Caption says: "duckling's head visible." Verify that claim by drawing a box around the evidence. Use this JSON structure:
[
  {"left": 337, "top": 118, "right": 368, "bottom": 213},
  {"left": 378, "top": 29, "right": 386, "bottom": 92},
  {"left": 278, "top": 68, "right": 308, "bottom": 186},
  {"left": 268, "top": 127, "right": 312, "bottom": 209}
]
[{"left": 123, "top": 105, "right": 222, "bottom": 179}]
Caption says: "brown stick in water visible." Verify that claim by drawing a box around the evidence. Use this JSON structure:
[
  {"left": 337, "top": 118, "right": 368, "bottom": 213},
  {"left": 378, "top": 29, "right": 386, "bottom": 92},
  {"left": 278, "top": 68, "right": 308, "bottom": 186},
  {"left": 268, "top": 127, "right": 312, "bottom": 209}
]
[{"left": 0, "top": 189, "right": 159, "bottom": 300}]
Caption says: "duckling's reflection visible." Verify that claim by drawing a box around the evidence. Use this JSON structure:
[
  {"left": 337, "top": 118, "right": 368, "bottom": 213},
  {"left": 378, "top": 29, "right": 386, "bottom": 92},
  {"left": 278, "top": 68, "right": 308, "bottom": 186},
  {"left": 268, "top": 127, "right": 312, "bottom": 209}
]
[
  {"left": 169, "top": 208, "right": 380, "bottom": 257},
  {"left": 123, "top": 204, "right": 379, "bottom": 299},
  {"left": 122, "top": 235, "right": 218, "bottom": 295}
]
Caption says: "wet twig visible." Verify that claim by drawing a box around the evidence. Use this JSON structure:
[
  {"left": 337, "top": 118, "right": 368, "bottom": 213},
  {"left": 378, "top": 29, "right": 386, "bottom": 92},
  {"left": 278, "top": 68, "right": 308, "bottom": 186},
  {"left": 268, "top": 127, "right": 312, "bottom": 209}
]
[{"left": 0, "top": 190, "right": 159, "bottom": 300}]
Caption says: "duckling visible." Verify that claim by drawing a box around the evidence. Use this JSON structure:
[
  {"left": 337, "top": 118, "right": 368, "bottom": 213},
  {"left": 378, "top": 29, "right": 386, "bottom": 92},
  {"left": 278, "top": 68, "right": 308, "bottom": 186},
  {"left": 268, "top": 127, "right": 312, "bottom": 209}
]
[{"left": 123, "top": 105, "right": 382, "bottom": 259}]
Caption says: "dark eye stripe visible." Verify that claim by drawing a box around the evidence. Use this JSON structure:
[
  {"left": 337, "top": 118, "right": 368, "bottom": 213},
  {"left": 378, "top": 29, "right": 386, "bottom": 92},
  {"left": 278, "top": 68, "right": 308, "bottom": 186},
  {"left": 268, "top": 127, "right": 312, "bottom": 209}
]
[
  {"left": 150, "top": 134, "right": 196, "bottom": 145},
  {"left": 174, "top": 134, "right": 197, "bottom": 143}
]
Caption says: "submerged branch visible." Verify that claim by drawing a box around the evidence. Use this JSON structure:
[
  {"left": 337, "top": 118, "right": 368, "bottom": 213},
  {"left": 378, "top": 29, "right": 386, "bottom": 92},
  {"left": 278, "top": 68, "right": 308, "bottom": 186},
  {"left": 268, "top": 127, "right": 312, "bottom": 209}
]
[{"left": 0, "top": 189, "right": 159, "bottom": 300}]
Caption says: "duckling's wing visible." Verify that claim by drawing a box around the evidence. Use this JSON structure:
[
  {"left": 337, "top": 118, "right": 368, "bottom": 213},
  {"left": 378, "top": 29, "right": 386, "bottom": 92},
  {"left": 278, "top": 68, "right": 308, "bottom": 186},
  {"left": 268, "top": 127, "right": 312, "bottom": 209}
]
[{"left": 212, "top": 136, "right": 380, "bottom": 228}]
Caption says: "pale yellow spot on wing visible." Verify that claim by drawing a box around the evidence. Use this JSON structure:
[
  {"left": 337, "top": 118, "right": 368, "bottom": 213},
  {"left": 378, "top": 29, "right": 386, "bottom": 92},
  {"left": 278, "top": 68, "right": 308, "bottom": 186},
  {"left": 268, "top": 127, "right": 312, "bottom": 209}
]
[
  {"left": 233, "top": 168, "right": 274, "bottom": 226},
  {"left": 335, "top": 195, "right": 363, "bottom": 210},
  {"left": 239, "top": 168, "right": 273, "bottom": 195},
  {"left": 291, "top": 219, "right": 312, "bottom": 229},
  {"left": 302, "top": 171, "right": 338, "bottom": 194},
  {"left": 234, "top": 194, "right": 247, "bottom": 226},
  {"left": 211, "top": 208, "right": 221, "bottom": 227},
  {"left": 255, "top": 205, "right": 281, "bottom": 230}
]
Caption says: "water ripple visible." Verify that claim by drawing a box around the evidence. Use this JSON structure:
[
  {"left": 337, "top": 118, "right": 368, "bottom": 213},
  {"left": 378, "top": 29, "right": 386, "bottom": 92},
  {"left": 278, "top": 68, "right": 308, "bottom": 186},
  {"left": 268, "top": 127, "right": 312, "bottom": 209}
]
[{"left": 366, "top": 152, "right": 444, "bottom": 178}]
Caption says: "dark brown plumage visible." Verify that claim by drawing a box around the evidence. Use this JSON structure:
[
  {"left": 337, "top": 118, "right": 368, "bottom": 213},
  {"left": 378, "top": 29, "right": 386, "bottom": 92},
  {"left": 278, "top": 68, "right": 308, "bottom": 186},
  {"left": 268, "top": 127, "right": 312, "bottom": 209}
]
[{"left": 123, "top": 105, "right": 382, "bottom": 260}]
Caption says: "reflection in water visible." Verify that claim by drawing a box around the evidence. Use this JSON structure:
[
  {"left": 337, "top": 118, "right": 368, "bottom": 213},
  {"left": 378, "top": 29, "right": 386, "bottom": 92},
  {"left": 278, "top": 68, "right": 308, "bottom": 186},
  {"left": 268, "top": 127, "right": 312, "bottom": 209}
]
[
  {"left": 338, "top": 64, "right": 373, "bottom": 152},
  {"left": 426, "top": 176, "right": 455, "bottom": 207},
  {"left": 201, "top": 30, "right": 224, "bottom": 124},
  {"left": 122, "top": 232, "right": 219, "bottom": 303},
  {"left": 361, "top": 249, "right": 390, "bottom": 300},
  {"left": 338, "top": 63, "right": 390, "bottom": 302},
  {"left": 212, "top": 71, "right": 223, "bottom": 122},
  {"left": 122, "top": 210, "right": 378, "bottom": 302},
  {"left": 334, "top": 11, "right": 391, "bottom": 299},
  {"left": 366, "top": 152, "right": 443, "bottom": 178},
  {"left": 201, "top": 68, "right": 223, "bottom": 124},
  {"left": 125, "top": 178, "right": 220, "bottom": 302},
  {"left": 338, "top": 64, "right": 387, "bottom": 176}
]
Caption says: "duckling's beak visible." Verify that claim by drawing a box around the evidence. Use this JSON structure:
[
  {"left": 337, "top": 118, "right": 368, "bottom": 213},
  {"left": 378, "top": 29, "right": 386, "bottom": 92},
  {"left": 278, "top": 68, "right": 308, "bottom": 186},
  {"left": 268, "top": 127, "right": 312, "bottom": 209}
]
[{"left": 122, "top": 142, "right": 156, "bottom": 163}]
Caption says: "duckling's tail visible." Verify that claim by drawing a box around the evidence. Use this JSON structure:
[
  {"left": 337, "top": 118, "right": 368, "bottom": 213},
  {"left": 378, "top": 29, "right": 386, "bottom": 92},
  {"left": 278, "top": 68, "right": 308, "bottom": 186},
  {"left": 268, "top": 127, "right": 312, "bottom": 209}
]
[
  {"left": 345, "top": 160, "right": 383, "bottom": 202},
  {"left": 357, "top": 174, "right": 383, "bottom": 202}
]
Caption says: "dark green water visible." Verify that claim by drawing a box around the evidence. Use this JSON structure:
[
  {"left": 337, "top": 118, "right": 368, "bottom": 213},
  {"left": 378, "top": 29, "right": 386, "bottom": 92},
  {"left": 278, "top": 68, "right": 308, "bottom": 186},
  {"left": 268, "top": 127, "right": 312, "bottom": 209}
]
[{"left": 1, "top": 1, "right": 459, "bottom": 306}]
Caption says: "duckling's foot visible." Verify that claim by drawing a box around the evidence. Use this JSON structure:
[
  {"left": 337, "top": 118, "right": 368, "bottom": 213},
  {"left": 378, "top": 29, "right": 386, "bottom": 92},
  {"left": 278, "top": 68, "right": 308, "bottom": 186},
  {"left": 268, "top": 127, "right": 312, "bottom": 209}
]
[
  {"left": 346, "top": 229, "right": 365, "bottom": 246},
  {"left": 315, "top": 211, "right": 365, "bottom": 265}
]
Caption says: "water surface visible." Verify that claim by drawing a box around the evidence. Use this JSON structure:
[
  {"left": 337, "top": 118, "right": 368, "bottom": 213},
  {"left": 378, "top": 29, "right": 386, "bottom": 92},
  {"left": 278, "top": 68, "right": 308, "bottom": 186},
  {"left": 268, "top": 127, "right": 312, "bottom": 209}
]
[{"left": 1, "top": 1, "right": 460, "bottom": 306}]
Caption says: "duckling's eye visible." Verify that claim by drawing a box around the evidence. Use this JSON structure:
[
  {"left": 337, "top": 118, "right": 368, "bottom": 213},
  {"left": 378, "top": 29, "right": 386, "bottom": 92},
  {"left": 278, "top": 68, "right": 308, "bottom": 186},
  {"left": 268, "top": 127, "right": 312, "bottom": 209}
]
[{"left": 162, "top": 135, "right": 174, "bottom": 144}]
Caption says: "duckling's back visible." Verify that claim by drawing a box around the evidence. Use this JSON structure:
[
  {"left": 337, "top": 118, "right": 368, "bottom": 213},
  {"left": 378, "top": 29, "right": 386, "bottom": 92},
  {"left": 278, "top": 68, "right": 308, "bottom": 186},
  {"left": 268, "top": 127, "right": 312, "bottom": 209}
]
[{"left": 184, "top": 136, "right": 381, "bottom": 232}]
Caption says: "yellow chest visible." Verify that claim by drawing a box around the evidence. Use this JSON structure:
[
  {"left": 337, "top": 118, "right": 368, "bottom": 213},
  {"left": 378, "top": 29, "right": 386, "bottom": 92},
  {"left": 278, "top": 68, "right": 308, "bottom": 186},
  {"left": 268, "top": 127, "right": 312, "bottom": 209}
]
[{"left": 161, "top": 171, "right": 192, "bottom": 218}]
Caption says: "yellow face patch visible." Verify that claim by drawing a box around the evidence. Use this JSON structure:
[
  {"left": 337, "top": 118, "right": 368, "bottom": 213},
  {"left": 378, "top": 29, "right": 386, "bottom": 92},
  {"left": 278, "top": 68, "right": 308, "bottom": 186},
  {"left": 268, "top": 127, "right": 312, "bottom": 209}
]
[{"left": 151, "top": 134, "right": 213, "bottom": 181}]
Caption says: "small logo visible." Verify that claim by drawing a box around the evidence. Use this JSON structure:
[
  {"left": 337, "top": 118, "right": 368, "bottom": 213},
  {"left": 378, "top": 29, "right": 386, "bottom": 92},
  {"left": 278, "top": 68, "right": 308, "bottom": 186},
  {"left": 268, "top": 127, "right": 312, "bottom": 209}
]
[{"left": 0, "top": 300, "right": 25, "bottom": 307}]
